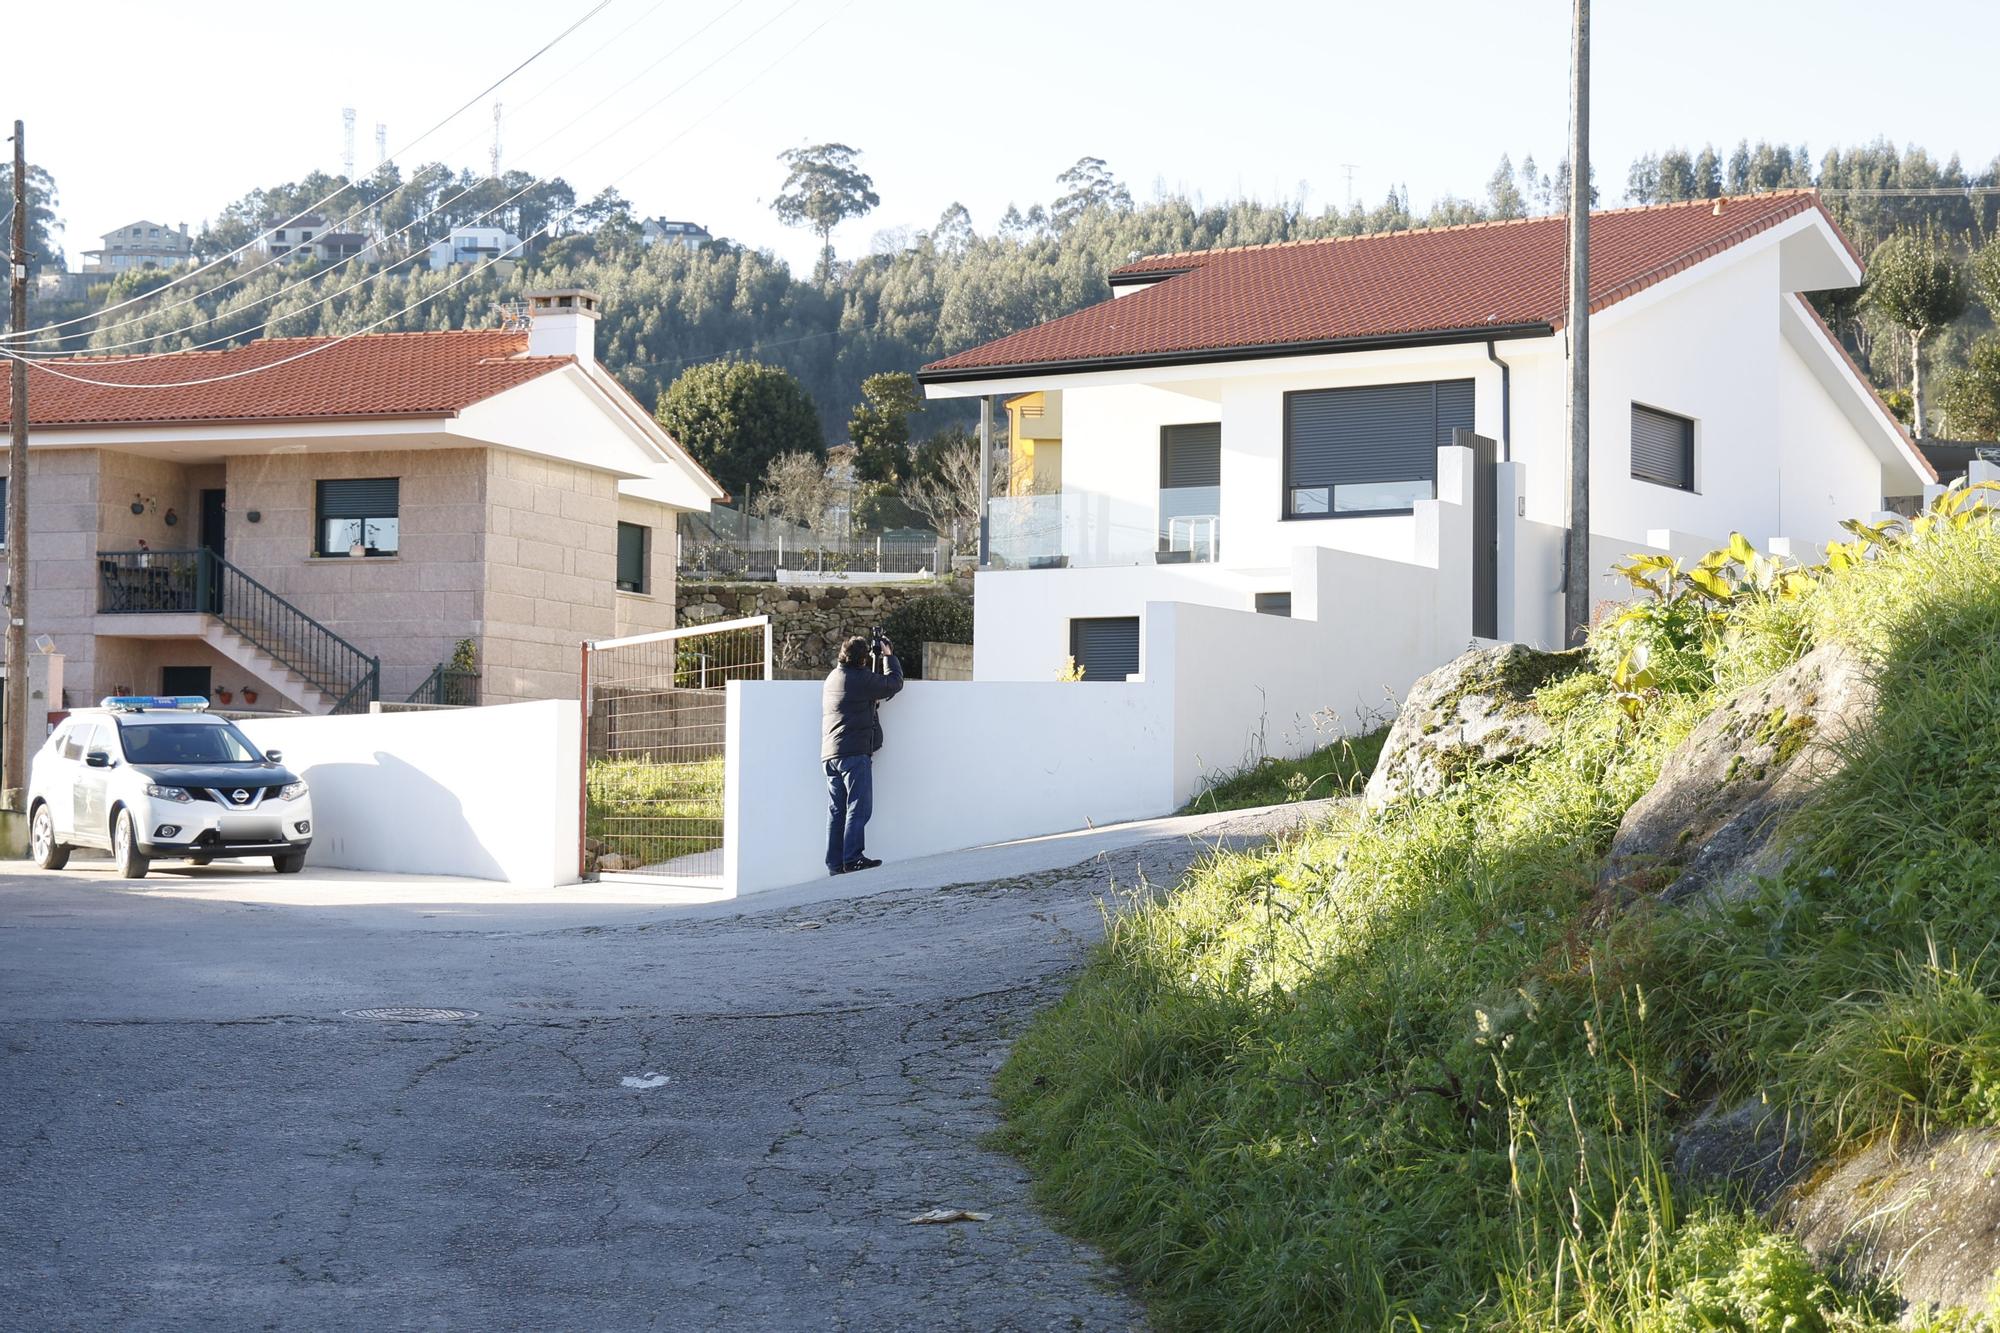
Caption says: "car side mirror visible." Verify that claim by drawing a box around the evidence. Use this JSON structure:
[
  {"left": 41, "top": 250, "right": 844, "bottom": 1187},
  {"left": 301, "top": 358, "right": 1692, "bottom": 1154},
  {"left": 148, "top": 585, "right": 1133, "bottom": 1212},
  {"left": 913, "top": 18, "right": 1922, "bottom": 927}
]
[
  {"left": 264, "top": 749, "right": 283, "bottom": 764},
  {"left": 85, "top": 750, "right": 111, "bottom": 769}
]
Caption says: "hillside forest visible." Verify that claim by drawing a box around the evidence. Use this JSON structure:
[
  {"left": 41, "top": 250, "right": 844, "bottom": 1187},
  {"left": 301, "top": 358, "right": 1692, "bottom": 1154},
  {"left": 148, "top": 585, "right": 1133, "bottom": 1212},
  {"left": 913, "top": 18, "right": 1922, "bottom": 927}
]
[{"left": 4, "top": 140, "right": 1998, "bottom": 512}]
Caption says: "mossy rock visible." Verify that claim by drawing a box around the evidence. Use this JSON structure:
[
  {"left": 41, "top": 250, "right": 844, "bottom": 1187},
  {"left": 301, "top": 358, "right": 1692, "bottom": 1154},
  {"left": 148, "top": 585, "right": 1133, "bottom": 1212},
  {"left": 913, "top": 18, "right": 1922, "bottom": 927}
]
[
  {"left": 1602, "top": 643, "right": 1876, "bottom": 904},
  {"left": 1364, "top": 643, "right": 1587, "bottom": 809}
]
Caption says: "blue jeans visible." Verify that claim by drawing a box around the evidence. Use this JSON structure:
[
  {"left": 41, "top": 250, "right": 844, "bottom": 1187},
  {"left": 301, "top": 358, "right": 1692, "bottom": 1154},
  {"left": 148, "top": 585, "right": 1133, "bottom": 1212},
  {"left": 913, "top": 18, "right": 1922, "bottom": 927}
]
[{"left": 824, "top": 755, "right": 873, "bottom": 871}]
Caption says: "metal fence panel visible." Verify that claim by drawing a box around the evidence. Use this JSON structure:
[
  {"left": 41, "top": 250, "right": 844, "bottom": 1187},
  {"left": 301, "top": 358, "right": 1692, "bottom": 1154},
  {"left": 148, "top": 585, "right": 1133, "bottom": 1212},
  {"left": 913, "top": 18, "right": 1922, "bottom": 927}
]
[{"left": 580, "top": 616, "right": 770, "bottom": 883}]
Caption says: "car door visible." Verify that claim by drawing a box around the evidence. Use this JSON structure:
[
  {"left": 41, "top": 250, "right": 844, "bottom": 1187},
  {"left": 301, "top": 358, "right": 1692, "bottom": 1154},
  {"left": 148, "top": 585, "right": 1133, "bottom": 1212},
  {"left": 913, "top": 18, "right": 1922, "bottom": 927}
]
[
  {"left": 71, "top": 723, "right": 114, "bottom": 844},
  {"left": 42, "top": 723, "right": 82, "bottom": 837}
]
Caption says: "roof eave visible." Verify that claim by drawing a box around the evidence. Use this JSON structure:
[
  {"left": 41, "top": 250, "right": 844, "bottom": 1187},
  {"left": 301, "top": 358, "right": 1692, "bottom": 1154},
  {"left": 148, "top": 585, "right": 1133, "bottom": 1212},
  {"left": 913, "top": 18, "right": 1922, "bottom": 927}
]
[{"left": 918, "top": 323, "right": 1556, "bottom": 386}]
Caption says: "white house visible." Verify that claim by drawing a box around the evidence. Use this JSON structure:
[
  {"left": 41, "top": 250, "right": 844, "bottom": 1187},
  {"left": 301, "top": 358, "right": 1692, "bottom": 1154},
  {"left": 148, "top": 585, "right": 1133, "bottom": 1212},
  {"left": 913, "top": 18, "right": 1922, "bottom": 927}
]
[
  {"left": 918, "top": 190, "right": 1932, "bottom": 687},
  {"left": 81, "top": 220, "right": 194, "bottom": 274},
  {"left": 427, "top": 225, "right": 525, "bottom": 270},
  {"left": 648, "top": 193, "right": 1943, "bottom": 898},
  {"left": 640, "top": 218, "right": 711, "bottom": 249}
]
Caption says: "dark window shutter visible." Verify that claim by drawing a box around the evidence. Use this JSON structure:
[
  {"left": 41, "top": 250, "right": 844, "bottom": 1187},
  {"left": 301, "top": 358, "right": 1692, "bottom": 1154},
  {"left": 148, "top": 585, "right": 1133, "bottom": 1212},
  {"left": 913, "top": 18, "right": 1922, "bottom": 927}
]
[
  {"left": 1069, "top": 617, "right": 1140, "bottom": 683},
  {"left": 1160, "top": 423, "right": 1222, "bottom": 488},
  {"left": 316, "top": 477, "right": 400, "bottom": 518},
  {"left": 1631, "top": 405, "right": 1693, "bottom": 489},
  {"left": 1254, "top": 592, "right": 1292, "bottom": 617},
  {"left": 617, "top": 522, "right": 647, "bottom": 592},
  {"left": 1285, "top": 378, "right": 1475, "bottom": 492}
]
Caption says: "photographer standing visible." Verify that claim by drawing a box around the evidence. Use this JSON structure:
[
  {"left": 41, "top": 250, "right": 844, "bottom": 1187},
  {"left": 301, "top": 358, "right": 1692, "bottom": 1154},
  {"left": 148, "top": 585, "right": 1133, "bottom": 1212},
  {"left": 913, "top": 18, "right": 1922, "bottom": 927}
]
[{"left": 821, "top": 632, "right": 904, "bottom": 876}]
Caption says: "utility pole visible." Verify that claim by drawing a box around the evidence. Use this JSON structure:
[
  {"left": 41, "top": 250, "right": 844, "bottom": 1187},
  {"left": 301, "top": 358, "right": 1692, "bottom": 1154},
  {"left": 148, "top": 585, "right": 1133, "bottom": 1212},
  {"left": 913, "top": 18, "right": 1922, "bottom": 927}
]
[
  {"left": 1562, "top": 0, "right": 1591, "bottom": 647},
  {"left": 6, "top": 120, "right": 30, "bottom": 806}
]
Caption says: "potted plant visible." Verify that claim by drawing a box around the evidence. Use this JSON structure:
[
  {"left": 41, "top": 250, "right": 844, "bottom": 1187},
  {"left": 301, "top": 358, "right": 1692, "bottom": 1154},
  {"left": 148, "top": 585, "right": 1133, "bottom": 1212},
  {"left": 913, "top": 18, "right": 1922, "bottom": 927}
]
[
  {"left": 215, "top": 688, "right": 235, "bottom": 706},
  {"left": 242, "top": 689, "right": 259, "bottom": 705}
]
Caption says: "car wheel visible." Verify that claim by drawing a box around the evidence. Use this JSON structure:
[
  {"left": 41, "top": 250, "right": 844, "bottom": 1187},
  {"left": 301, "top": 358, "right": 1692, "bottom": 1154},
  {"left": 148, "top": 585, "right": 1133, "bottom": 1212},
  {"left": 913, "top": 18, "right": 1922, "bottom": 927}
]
[
  {"left": 112, "top": 808, "right": 150, "bottom": 879},
  {"left": 272, "top": 851, "right": 306, "bottom": 875},
  {"left": 30, "top": 804, "right": 69, "bottom": 871}
]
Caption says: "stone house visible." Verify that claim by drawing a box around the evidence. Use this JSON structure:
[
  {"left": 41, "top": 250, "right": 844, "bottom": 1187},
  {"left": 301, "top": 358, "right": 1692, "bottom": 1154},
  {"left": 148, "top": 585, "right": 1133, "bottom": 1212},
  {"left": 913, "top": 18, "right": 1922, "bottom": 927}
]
[{"left": 1, "top": 289, "right": 722, "bottom": 714}]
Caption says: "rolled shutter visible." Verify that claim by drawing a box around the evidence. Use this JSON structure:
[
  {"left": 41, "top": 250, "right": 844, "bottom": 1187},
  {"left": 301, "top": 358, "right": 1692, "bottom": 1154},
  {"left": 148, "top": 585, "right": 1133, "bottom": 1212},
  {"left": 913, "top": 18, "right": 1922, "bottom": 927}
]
[
  {"left": 1160, "top": 423, "right": 1221, "bottom": 488},
  {"left": 1286, "top": 379, "right": 1475, "bottom": 490},
  {"left": 1631, "top": 405, "right": 1693, "bottom": 489},
  {"left": 1069, "top": 617, "right": 1140, "bottom": 683},
  {"left": 317, "top": 477, "right": 400, "bottom": 518}
]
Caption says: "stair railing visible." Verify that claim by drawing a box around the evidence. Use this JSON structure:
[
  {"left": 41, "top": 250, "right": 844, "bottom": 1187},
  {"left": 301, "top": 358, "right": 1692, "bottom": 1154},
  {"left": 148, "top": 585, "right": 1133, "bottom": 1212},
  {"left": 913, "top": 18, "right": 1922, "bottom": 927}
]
[
  {"left": 406, "top": 663, "right": 480, "bottom": 707},
  {"left": 98, "top": 549, "right": 379, "bottom": 713}
]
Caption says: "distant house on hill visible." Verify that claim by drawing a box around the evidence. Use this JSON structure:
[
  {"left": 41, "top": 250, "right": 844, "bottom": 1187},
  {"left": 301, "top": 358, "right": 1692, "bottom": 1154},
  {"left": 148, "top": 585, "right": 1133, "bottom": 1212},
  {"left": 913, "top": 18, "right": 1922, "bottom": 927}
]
[
  {"left": 641, "top": 218, "right": 711, "bottom": 250},
  {"left": 427, "top": 224, "right": 524, "bottom": 270},
  {"left": 81, "top": 221, "right": 194, "bottom": 274},
  {"left": 257, "top": 215, "right": 374, "bottom": 266}
]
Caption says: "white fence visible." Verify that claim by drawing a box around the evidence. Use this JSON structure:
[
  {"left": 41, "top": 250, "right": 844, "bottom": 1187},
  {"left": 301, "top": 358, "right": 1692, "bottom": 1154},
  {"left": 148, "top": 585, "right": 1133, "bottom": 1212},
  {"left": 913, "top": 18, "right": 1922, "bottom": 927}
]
[{"left": 239, "top": 701, "right": 581, "bottom": 887}]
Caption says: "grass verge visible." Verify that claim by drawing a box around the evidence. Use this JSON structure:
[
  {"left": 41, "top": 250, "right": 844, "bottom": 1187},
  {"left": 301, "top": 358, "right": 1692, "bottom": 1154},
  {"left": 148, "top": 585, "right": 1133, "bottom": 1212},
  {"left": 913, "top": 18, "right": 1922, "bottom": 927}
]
[
  {"left": 1180, "top": 727, "right": 1389, "bottom": 814},
  {"left": 998, "top": 515, "right": 2000, "bottom": 1330}
]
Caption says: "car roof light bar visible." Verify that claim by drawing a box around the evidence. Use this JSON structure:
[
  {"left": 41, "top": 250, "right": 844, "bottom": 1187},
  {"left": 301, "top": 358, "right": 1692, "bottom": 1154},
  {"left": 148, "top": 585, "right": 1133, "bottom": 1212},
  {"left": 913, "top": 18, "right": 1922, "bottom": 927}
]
[{"left": 98, "top": 695, "right": 212, "bottom": 712}]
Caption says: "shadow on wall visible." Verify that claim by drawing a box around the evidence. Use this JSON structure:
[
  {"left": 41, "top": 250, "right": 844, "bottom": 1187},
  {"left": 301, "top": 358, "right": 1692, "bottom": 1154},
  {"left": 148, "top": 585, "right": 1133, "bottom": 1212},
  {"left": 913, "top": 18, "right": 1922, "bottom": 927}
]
[{"left": 299, "top": 752, "right": 507, "bottom": 882}]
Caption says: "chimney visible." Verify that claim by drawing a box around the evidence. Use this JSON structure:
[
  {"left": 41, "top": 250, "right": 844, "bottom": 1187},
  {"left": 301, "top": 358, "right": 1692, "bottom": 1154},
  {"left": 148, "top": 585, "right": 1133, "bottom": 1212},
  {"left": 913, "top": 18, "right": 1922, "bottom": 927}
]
[{"left": 524, "top": 288, "right": 601, "bottom": 362}]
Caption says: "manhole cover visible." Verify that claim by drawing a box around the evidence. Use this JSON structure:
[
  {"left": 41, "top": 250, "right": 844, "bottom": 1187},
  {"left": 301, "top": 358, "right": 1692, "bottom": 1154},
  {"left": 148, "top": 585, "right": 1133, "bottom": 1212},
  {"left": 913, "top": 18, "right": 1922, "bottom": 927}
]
[{"left": 341, "top": 1006, "right": 480, "bottom": 1023}]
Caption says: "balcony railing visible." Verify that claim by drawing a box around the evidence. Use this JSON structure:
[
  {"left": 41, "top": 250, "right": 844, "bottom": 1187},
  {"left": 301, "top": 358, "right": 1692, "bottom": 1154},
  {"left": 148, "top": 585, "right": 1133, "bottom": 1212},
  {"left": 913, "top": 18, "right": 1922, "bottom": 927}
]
[
  {"left": 98, "top": 549, "right": 380, "bottom": 714},
  {"left": 986, "top": 486, "right": 1221, "bottom": 569}
]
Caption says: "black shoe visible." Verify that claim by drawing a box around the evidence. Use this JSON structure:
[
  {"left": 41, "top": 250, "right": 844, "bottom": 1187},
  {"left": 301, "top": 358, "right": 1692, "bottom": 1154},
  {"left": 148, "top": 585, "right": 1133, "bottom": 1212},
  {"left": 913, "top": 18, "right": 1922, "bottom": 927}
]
[
  {"left": 827, "top": 865, "right": 848, "bottom": 877},
  {"left": 844, "top": 855, "right": 883, "bottom": 872}
]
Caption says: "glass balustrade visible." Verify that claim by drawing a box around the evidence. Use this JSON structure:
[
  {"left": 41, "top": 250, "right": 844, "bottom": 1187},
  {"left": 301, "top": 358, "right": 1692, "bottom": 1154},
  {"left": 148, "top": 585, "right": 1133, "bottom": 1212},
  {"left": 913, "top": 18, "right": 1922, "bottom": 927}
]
[{"left": 986, "top": 487, "right": 1222, "bottom": 569}]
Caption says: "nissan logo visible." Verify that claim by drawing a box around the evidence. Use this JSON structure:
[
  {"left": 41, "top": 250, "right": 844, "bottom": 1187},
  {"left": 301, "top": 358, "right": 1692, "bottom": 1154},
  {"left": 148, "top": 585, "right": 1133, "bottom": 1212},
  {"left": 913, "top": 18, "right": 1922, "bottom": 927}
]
[{"left": 232, "top": 789, "right": 250, "bottom": 804}]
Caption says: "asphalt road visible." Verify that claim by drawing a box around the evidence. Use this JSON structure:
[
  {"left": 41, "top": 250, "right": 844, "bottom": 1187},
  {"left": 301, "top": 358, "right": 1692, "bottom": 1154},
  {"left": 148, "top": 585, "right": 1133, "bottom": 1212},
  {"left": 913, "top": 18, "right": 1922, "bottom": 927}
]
[{"left": 0, "top": 807, "right": 1315, "bottom": 1332}]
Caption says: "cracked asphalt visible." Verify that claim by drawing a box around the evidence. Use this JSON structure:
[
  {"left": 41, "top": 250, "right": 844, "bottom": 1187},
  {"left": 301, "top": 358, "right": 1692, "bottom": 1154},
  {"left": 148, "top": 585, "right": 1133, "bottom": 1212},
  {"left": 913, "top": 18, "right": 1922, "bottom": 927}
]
[{"left": 0, "top": 806, "right": 1317, "bottom": 1331}]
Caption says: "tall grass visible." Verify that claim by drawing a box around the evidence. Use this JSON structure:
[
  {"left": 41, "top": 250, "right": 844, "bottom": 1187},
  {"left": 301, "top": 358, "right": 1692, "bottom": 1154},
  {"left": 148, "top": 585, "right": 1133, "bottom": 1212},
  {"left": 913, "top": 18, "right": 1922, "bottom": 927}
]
[{"left": 999, "top": 520, "right": 2000, "bottom": 1329}]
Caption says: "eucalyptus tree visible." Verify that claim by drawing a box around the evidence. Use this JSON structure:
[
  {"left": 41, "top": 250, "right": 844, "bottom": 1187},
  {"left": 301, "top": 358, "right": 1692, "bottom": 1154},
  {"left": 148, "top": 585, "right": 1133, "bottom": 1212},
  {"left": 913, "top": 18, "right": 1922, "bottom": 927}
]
[
  {"left": 772, "top": 143, "right": 879, "bottom": 284},
  {"left": 1868, "top": 227, "right": 1971, "bottom": 438}
]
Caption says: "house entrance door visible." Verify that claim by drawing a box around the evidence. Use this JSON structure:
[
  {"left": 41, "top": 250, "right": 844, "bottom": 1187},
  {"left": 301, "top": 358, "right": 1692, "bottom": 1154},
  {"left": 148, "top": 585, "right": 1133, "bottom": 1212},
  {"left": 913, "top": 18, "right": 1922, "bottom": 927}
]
[{"left": 199, "top": 489, "right": 226, "bottom": 613}]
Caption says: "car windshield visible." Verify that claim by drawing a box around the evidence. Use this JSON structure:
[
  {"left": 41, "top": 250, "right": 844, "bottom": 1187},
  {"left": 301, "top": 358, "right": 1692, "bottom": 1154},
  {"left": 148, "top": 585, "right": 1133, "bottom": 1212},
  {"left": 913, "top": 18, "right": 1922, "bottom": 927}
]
[{"left": 116, "top": 721, "right": 261, "bottom": 765}]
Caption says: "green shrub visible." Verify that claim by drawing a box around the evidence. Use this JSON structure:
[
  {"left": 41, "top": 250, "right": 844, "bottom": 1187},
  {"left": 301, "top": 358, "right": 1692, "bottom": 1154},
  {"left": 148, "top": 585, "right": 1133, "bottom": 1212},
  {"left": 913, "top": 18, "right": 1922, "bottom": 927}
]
[
  {"left": 1181, "top": 727, "right": 1388, "bottom": 813},
  {"left": 882, "top": 594, "right": 972, "bottom": 678}
]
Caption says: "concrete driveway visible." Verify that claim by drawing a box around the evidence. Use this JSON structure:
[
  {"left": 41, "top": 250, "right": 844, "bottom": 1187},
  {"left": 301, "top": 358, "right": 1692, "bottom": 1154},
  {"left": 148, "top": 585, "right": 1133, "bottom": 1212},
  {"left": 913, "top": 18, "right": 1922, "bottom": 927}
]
[{"left": 0, "top": 804, "right": 1321, "bottom": 1331}]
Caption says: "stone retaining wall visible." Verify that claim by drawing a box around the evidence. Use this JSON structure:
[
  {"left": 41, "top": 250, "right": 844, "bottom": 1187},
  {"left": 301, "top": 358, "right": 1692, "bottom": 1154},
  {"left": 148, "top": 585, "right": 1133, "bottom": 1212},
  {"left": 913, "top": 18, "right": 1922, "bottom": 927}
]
[{"left": 677, "top": 578, "right": 971, "bottom": 679}]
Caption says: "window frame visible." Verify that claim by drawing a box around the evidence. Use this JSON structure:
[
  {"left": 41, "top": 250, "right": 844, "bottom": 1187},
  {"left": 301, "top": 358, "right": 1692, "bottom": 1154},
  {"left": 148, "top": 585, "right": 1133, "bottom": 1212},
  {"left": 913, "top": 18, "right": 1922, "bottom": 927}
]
[
  {"left": 1630, "top": 402, "right": 1697, "bottom": 493},
  {"left": 1067, "top": 616, "right": 1142, "bottom": 684},
  {"left": 1280, "top": 379, "right": 1475, "bottom": 522},
  {"left": 616, "top": 521, "right": 650, "bottom": 594},
  {"left": 314, "top": 477, "right": 401, "bottom": 557}
]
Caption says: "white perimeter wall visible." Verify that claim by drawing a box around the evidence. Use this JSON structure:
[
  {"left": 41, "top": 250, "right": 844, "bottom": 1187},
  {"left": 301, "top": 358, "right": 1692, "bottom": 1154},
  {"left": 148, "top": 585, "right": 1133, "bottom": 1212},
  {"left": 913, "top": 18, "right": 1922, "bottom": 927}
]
[
  {"left": 239, "top": 700, "right": 580, "bottom": 887},
  {"left": 724, "top": 679, "right": 1174, "bottom": 895},
  {"left": 1776, "top": 334, "right": 1890, "bottom": 545}
]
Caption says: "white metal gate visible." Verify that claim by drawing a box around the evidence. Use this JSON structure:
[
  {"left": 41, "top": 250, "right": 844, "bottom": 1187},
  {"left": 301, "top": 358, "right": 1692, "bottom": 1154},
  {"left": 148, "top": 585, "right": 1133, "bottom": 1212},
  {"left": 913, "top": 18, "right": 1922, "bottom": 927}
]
[{"left": 579, "top": 616, "right": 771, "bottom": 883}]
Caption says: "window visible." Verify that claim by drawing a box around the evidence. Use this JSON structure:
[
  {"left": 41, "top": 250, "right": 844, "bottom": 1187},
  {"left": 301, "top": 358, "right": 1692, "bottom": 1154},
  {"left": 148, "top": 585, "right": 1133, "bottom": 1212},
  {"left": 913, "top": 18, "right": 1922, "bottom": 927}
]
[
  {"left": 616, "top": 521, "right": 649, "bottom": 593},
  {"left": 1254, "top": 592, "right": 1292, "bottom": 617},
  {"left": 1159, "top": 423, "right": 1222, "bottom": 555},
  {"left": 1068, "top": 617, "right": 1140, "bottom": 683},
  {"left": 1283, "top": 379, "right": 1474, "bottom": 518},
  {"left": 315, "top": 477, "right": 400, "bottom": 556},
  {"left": 118, "top": 721, "right": 260, "bottom": 765},
  {"left": 1631, "top": 404, "right": 1695, "bottom": 491}
]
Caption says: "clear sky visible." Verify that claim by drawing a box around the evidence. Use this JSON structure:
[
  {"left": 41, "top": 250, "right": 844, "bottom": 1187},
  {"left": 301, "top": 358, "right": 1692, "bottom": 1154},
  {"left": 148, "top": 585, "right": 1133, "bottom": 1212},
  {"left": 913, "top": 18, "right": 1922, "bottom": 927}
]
[{"left": 13, "top": 0, "right": 1995, "bottom": 275}]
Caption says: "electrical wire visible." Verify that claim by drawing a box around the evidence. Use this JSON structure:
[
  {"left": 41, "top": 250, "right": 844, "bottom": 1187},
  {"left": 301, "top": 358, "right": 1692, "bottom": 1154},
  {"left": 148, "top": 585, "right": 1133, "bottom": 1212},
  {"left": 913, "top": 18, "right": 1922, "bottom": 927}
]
[
  {"left": 4, "top": 0, "right": 852, "bottom": 391},
  {"left": 12, "top": 0, "right": 777, "bottom": 367},
  {"left": 0, "top": 0, "right": 614, "bottom": 343},
  {"left": 5, "top": 0, "right": 695, "bottom": 357},
  {"left": 10, "top": 0, "right": 751, "bottom": 359}
]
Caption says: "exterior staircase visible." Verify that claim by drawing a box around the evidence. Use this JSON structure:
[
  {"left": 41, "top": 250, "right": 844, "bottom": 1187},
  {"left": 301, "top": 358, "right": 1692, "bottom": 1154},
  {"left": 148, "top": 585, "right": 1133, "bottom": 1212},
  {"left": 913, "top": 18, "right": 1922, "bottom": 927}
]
[
  {"left": 201, "top": 620, "right": 345, "bottom": 714},
  {"left": 97, "top": 550, "right": 380, "bottom": 715}
]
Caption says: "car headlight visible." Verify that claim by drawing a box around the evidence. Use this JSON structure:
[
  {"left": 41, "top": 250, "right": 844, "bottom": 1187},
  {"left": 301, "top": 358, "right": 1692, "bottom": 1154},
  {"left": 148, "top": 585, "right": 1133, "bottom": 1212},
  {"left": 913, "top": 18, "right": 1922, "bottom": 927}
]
[
  {"left": 145, "top": 784, "right": 193, "bottom": 803},
  {"left": 280, "top": 781, "right": 309, "bottom": 802}
]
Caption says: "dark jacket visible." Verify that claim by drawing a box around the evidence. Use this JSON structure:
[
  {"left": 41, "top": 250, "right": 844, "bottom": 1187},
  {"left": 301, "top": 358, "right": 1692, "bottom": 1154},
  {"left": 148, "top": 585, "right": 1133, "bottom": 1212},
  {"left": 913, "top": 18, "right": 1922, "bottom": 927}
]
[{"left": 821, "top": 655, "right": 904, "bottom": 761}]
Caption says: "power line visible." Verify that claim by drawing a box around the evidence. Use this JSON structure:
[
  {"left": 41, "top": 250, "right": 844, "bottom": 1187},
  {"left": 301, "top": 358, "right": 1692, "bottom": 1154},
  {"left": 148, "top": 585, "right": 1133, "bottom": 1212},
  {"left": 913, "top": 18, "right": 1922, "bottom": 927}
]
[
  {"left": 13, "top": 0, "right": 772, "bottom": 365},
  {"left": 10, "top": 0, "right": 732, "bottom": 358},
  {"left": 0, "top": 0, "right": 613, "bottom": 344},
  {"left": 4, "top": 0, "right": 849, "bottom": 391}
]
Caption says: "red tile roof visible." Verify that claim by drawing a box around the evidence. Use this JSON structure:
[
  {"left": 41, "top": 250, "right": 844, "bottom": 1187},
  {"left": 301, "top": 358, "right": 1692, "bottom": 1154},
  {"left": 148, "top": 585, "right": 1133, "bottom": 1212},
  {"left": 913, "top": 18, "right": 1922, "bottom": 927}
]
[
  {"left": 3, "top": 329, "right": 571, "bottom": 429},
  {"left": 922, "top": 191, "right": 1844, "bottom": 379}
]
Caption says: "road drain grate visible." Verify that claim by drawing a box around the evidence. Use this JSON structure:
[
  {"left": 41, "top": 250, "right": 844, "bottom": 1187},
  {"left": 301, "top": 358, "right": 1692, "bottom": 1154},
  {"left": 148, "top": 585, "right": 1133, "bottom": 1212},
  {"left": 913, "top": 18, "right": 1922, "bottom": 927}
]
[{"left": 341, "top": 1007, "right": 480, "bottom": 1023}]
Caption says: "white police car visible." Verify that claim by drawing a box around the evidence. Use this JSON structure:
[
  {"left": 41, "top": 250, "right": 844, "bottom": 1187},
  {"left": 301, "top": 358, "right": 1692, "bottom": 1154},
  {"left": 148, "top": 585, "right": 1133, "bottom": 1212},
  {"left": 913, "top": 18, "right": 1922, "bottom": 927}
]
[{"left": 27, "top": 696, "right": 314, "bottom": 879}]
